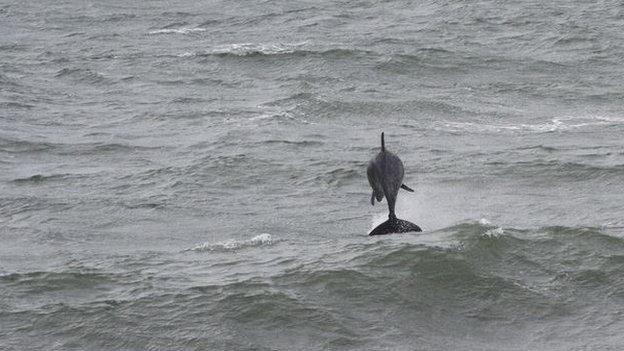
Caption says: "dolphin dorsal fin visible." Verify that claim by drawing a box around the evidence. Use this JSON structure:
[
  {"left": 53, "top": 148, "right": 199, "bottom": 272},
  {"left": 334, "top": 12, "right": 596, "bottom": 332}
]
[{"left": 381, "top": 132, "right": 385, "bottom": 152}]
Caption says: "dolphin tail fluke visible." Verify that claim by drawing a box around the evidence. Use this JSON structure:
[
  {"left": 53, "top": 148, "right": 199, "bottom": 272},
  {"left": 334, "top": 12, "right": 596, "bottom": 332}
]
[
  {"left": 368, "top": 216, "right": 422, "bottom": 236},
  {"left": 400, "top": 184, "right": 414, "bottom": 192},
  {"left": 381, "top": 132, "right": 385, "bottom": 152}
]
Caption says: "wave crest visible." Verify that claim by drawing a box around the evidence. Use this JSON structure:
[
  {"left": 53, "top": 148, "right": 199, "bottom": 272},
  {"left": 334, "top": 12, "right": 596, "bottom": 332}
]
[
  {"left": 149, "top": 27, "right": 207, "bottom": 35},
  {"left": 189, "top": 234, "right": 276, "bottom": 252}
]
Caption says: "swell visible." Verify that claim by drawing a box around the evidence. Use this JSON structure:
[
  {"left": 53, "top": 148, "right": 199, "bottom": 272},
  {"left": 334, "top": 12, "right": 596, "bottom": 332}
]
[
  {"left": 259, "top": 91, "right": 468, "bottom": 122},
  {"left": 177, "top": 44, "right": 481, "bottom": 75},
  {"left": 0, "top": 136, "right": 165, "bottom": 155},
  {"left": 187, "top": 224, "right": 624, "bottom": 342},
  {"left": 64, "top": 13, "right": 137, "bottom": 24},
  {"left": 436, "top": 116, "right": 624, "bottom": 135},
  {"left": 175, "top": 42, "right": 600, "bottom": 76},
  {"left": 485, "top": 159, "right": 624, "bottom": 181},
  {"left": 54, "top": 68, "right": 110, "bottom": 85},
  {"left": 0, "top": 72, "right": 23, "bottom": 88},
  {"left": 263, "top": 139, "right": 323, "bottom": 147},
  {"left": 11, "top": 173, "right": 85, "bottom": 184},
  {"left": 0, "top": 271, "right": 116, "bottom": 293},
  {"left": 179, "top": 45, "right": 374, "bottom": 60},
  {"left": 180, "top": 222, "right": 624, "bottom": 294},
  {"left": 4, "top": 224, "right": 624, "bottom": 349}
]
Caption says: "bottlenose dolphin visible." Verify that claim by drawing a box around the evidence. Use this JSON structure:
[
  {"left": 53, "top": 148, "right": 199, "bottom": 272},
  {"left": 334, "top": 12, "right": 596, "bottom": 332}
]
[{"left": 367, "top": 132, "right": 422, "bottom": 235}]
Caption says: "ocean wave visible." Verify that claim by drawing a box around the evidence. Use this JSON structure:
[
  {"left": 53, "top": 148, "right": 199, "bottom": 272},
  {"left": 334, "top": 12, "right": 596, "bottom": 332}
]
[
  {"left": 266, "top": 223, "right": 624, "bottom": 297},
  {"left": 214, "top": 287, "right": 333, "bottom": 328},
  {"left": 0, "top": 43, "right": 27, "bottom": 52},
  {"left": 103, "top": 13, "right": 137, "bottom": 22},
  {"left": 263, "top": 139, "right": 323, "bottom": 147},
  {"left": 0, "top": 72, "right": 23, "bottom": 88},
  {"left": 485, "top": 159, "right": 624, "bottom": 180},
  {"left": 0, "top": 101, "right": 34, "bottom": 109},
  {"left": 375, "top": 51, "right": 467, "bottom": 73},
  {"left": 515, "top": 145, "right": 559, "bottom": 152},
  {"left": 55, "top": 68, "right": 109, "bottom": 85},
  {"left": 65, "top": 13, "right": 136, "bottom": 24},
  {"left": 219, "top": 225, "right": 595, "bottom": 331},
  {"left": 176, "top": 43, "right": 375, "bottom": 59},
  {"left": 12, "top": 173, "right": 77, "bottom": 184},
  {"left": 149, "top": 27, "right": 207, "bottom": 35},
  {"left": 160, "top": 11, "right": 199, "bottom": 19},
  {"left": 297, "top": 167, "right": 363, "bottom": 187},
  {"left": 0, "top": 271, "right": 115, "bottom": 292},
  {"left": 5, "top": 223, "right": 624, "bottom": 350},
  {"left": 178, "top": 42, "right": 302, "bottom": 58},
  {"left": 436, "top": 115, "right": 624, "bottom": 134},
  {"left": 0, "top": 137, "right": 54, "bottom": 153},
  {"left": 245, "top": 110, "right": 315, "bottom": 125},
  {"left": 188, "top": 234, "right": 276, "bottom": 252},
  {"left": 0, "top": 137, "right": 164, "bottom": 155}
]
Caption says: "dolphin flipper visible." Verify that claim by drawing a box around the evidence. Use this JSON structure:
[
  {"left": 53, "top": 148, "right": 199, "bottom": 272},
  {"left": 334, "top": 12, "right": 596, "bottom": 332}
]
[
  {"left": 370, "top": 190, "right": 384, "bottom": 205},
  {"left": 369, "top": 217, "right": 422, "bottom": 236},
  {"left": 401, "top": 184, "right": 414, "bottom": 192}
]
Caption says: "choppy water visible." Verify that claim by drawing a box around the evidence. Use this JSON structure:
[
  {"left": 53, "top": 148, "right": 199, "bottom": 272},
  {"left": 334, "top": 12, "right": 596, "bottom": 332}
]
[{"left": 2, "top": 0, "right": 624, "bottom": 350}]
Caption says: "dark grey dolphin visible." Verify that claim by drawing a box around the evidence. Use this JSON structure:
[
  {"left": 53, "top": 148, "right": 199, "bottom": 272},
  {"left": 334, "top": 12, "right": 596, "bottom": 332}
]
[{"left": 367, "top": 132, "right": 422, "bottom": 235}]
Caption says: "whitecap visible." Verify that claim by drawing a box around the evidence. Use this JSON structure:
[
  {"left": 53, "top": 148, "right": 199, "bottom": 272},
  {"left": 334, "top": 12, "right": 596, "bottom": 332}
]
[
  {"left": 149, "top": 28, "right": 206, "bottom": 35},
  {"left": 478, "top": 218, "right": 492, "bottom": 226},
  {"left": 249, "top": 233, "right": 272, "bottom": 245},
  {"left": 208, "top": 42, "right": 300, "bottom": 56},
  {"left": 483, "top": 227, "right": 504, "bottom": 238},
  {"left": 188, "top": 233, "right": 275, "bottom": 252},
  {"left": 246, "top": 110, "right": 314, "bottom": 125},
  {"left": 178, "top": 42, "right": 308, "bottom": 58},
  {"left": 435, "top": 115, "right": 623, "bottom": 134}
]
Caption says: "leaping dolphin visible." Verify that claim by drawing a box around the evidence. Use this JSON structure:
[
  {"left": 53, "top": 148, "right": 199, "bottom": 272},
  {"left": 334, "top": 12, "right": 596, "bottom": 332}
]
[{"left": 367, "top": 132, "right": 422, "bottom": 235}]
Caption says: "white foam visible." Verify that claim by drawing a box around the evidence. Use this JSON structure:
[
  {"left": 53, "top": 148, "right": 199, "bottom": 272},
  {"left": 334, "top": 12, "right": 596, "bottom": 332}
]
[
  {"left": 247, "top": 110, "right": 314, "bottom": 125},
  {"left": 248, "top": 113, "right": 275, "bottom": 121},
  {"left": 436, "top": 115, "right": 623, "bottom": 134},
  {"left": 212, "top": 43, "right": 296, "bottom": 55},
  {"left": 479, "top": 218, "right": 492, "bottom": 226},
  {"left": 250, "top": 233, "right": 272, "bottom": 245},
  {"left": 248, "top": 111, "right": 295, "bottom": 122},
  {"left": 189, "top": 234, "right": 275, "bottom": 252},
  {"left": 149, "top": 28, "right": 206, "bottom": 35},
  {"left": 483, "top": 227, "right": 504, "bottom": 238},
  {"left": 178, "top": 42, "right": 307, "bottom": 58}
]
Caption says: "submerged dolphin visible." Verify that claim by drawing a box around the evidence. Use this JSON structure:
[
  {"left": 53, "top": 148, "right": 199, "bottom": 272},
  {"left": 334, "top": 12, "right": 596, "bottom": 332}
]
[{"left": 367, "top": 132, "right": 422, "bottom": 235}]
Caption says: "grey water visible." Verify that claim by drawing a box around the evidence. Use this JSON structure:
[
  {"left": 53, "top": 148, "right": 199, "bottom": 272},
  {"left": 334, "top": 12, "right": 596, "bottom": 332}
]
[{"left": 2, "top": 0, "right": 624, "bottom": 350}]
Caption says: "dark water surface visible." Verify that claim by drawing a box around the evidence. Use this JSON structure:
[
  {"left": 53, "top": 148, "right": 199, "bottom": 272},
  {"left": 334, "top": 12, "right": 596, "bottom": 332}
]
[{"left": 2, "top": 0, "right": 624, "bottom": 350}]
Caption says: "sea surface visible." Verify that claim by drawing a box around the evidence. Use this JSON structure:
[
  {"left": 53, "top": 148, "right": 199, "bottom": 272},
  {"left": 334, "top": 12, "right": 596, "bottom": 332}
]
[{"left": 2, "top": 0, "right": 624, "bottom": 350}]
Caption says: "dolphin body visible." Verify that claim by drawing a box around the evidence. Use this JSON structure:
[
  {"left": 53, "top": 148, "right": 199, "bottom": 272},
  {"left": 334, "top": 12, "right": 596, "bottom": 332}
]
[{"left": 367, "top": 132, "right": 422, "bottom": 235}]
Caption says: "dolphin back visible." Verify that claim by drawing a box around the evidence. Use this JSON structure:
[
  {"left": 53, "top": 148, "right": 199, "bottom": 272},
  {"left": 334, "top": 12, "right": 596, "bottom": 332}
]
[
  {"left": 366, "top": 134, "right": 405, "bottom": 214},
  {"left": 377, "top": 151, "right": 404, "bottom": 215}
]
